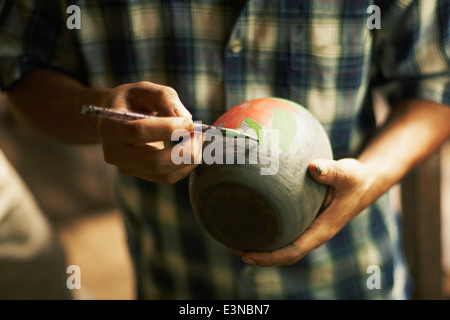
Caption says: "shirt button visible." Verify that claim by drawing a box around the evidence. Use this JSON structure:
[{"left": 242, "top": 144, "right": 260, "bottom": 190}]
[{"left": 229, "top": 39, "right": 243, "bottom": 53}]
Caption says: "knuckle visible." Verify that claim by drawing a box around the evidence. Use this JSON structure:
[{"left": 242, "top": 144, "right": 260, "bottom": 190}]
[
  {"left": 332, "top": 165, "right": 343, "bottom": 181},
  {"left": 331, "top": 165, "right": 351, "bottom": 186},
  {"left": 131, "top": 81, "right": 153, "bottom": 92},
  {"left": 136, "top": 80, "right": 150, "bottom": 87},
  {"left": 157, "top": 85, "right": 179, "bottom": 103},
  {"left": 161, "top": 85, "right": 177, "bottom": 97}
]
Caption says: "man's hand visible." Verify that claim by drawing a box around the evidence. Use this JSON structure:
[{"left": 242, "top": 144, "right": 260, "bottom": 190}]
[
  {"left": 241, "top": 158, "right": 375, "bottom": 267},
  {"left": 7, "top": 70, "right": 203, "bottom": 184},
  {"left": 98, "top": 81, "right": 203, "bottom": 184}
]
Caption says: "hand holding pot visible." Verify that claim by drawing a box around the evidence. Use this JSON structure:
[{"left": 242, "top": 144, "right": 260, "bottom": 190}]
[{"left": 241, "top": 158, "right": 375, "bottom": 267}]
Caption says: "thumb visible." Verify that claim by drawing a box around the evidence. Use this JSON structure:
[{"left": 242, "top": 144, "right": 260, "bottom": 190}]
[{"left": 309, "top": 159, "right": 347, "bottom": 187}]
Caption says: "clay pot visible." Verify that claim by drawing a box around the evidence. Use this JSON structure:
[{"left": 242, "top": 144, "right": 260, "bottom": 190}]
[{"left": 189, "top": 97, "right": 333, "bottom": 252}]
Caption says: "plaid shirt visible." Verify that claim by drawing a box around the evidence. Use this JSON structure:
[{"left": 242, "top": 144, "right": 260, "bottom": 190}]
[{"left": 1, "top": 0, "right": 449, "bottom": 299}]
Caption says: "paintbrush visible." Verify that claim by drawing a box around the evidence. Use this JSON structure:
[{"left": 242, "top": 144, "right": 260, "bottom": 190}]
[{"left": 81, "top": 105, "right": 259, "bottom": 141}]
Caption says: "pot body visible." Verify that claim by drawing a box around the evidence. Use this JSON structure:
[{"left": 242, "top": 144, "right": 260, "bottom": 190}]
[{"left": 189, "top": 98, "right": 333, "bottom": 252}]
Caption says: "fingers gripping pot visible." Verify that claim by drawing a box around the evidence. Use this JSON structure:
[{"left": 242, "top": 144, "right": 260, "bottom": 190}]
[{"left": 188, "top": 98, "right": 333, "bottom": 252}]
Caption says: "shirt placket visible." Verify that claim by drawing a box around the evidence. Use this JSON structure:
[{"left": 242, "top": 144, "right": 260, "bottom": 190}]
[{"left": 223, "top": 8, "right": 247, "bottom": 111}]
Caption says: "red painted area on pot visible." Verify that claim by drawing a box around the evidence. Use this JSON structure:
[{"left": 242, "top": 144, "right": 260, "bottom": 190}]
[{"left": 214, "top": 97, "right": 300, "bottom": 130}]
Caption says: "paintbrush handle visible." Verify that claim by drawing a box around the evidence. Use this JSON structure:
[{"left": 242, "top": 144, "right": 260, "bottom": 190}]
[
  {"left": 82, "top": 105, "right": 208, "bottom": 131},
  {"left": 81, "top": 105, "right": 258, "bottom": 141},
  {"left": 81, "top": 105, "right": 154, "bottom": 121}
]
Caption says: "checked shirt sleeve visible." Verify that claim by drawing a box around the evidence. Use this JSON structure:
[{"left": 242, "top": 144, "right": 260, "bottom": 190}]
[
  {"left": 374, "top": 0, "right": 450, "bottom": 107},
  {"left": 0, "top": 0, "right": 85, "bottom": 91}
]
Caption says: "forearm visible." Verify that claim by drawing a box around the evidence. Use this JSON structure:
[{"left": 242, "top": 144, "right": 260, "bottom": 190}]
[
  {"left": 358, "top": 99, "right": 450, "bottom": 198},
  {"left": 6, "top": 69, "right": 110, "bottom": 144}
]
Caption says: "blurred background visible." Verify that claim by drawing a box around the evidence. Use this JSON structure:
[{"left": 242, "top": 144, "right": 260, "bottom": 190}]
[
  {"left": 0, "top": 92, "right": 448, "bottom": 300},
  {"left": 0, "top": 94, "right": 134, "bottom": 300}
]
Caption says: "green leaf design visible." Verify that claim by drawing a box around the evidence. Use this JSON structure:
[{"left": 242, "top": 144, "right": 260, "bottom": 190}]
[
  {"left": 244, "top": 117, "right": 264, "bottom": 145},
  {"left": 271, "top": 109, "right": 297, "bottom": 153}
]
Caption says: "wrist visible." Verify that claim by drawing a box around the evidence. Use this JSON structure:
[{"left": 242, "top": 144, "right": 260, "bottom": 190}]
[{"left": 357, "top": 153, "right": 405, "bottom": 203}]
